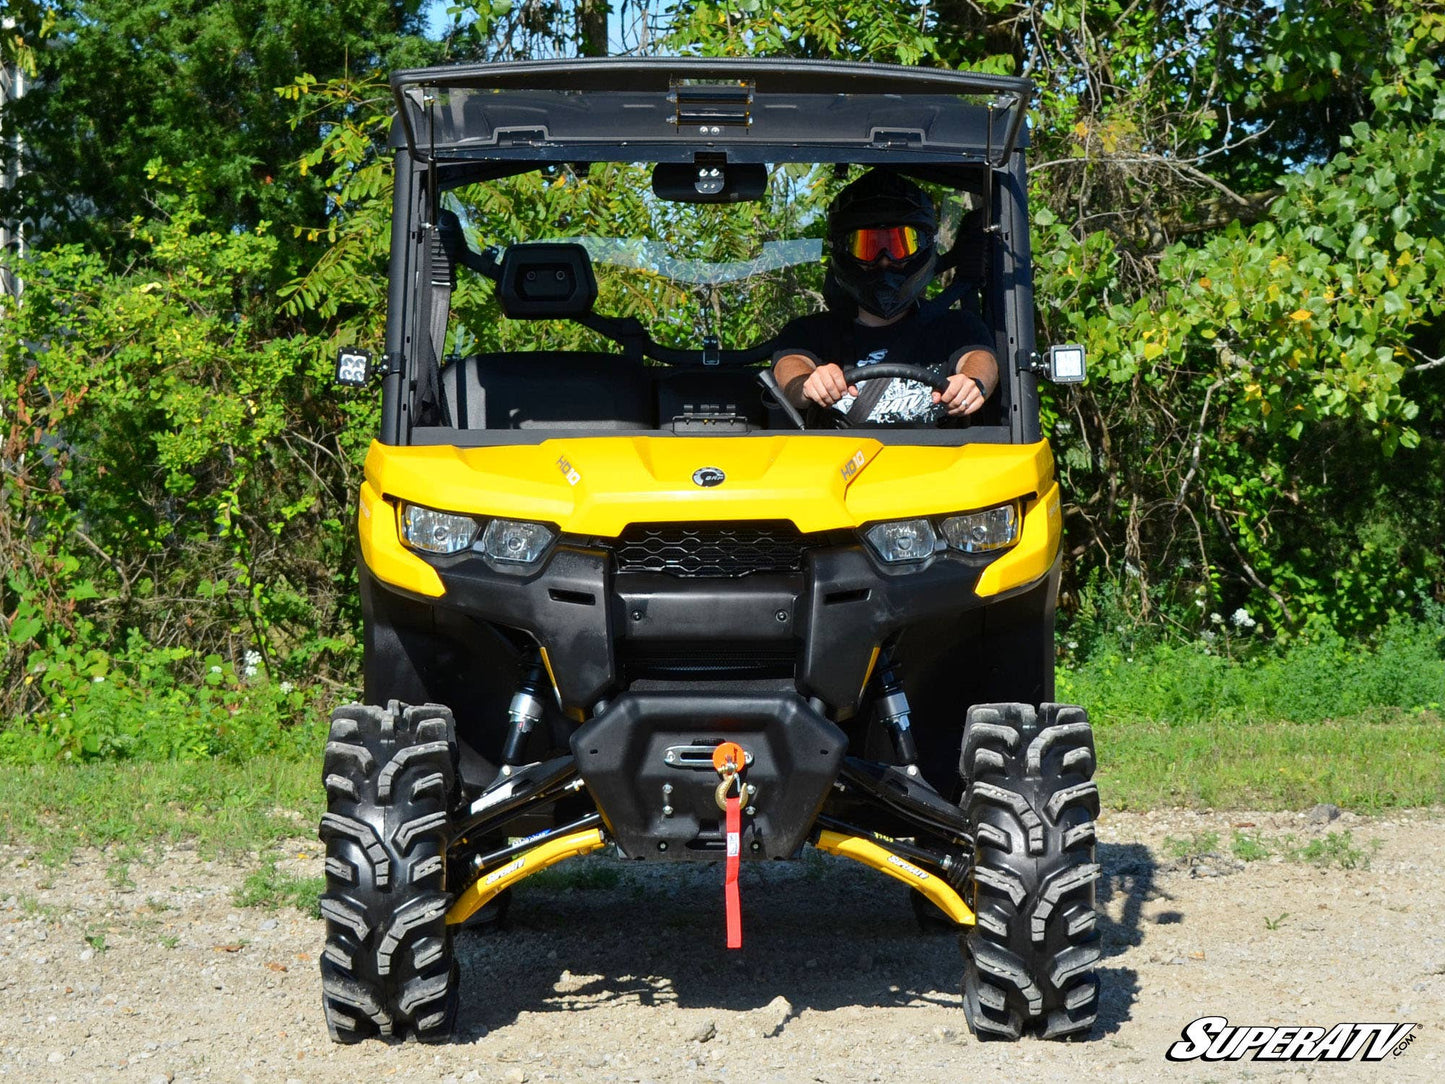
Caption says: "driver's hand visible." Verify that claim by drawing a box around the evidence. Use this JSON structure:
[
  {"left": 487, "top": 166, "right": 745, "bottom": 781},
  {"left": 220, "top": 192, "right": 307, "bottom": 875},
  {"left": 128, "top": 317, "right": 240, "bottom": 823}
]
[
  {"left": 935, "top": 373, "right": 984, "bottom": 416},
  {"left": 800, "top": 363, "right": 858, "bottom": 408}
]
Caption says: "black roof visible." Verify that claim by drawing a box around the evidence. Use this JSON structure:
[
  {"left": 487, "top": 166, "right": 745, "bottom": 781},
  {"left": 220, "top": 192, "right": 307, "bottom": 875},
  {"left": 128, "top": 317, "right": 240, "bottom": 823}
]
[{"left": 388, "top": 58, "right": 1031, "bottom": 168}]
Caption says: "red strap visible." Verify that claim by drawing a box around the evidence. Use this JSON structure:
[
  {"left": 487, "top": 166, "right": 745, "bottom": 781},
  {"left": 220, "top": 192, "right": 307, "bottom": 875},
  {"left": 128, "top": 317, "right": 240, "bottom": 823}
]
[{"left": 724, "top": 791, "right": 742, "bottom": 949}]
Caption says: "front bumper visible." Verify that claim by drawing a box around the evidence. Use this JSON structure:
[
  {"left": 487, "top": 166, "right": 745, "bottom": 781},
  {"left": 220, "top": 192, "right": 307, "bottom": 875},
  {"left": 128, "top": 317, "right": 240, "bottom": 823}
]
[
  {"left": 571, "top": 691, "right": 846, "bottom": 860},
  {"left": 365, "top": 528, "right": 1052, "bottom": 714}
]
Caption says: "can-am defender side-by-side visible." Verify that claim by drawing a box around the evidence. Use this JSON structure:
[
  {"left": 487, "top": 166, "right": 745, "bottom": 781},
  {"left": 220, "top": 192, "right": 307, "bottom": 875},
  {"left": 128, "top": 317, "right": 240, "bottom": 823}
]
[{"left": 320, "top": 58, "right": 1099, "bottom": 1044}]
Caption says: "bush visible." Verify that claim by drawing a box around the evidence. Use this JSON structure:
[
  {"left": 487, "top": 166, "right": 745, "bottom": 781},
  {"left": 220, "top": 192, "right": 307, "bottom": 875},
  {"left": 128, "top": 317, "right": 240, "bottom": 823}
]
[
  {"left": 0, "top": 629, "right": 327, "bottom": 765},
  {"left": 1059, "top": 611, "right": 1445, "bottom": 724}
]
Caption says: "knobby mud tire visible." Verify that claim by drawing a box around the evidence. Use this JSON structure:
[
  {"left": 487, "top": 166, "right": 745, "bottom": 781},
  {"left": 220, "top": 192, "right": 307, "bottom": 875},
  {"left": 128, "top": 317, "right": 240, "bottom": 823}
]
[
  {"left": 959, "top": 703, "right": 1101, "bottom": 1040},
  {"left": 318, "top": 701, "right": 460, "bottom": 1043}
]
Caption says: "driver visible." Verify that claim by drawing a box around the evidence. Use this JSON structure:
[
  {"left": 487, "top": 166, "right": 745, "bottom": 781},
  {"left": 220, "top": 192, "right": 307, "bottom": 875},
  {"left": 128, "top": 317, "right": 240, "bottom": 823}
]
[{"left": 772, "top": 170, "right": 998, "bottom": 425}]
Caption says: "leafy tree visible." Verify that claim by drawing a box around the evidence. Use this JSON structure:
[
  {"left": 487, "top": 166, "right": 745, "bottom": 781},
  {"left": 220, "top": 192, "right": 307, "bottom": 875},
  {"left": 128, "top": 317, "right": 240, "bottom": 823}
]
[
  {"left": 0, "top": 0, "right": 439, "bottom": 272},
  {"left": 1, "top": 171, "right": 370, "bottom": 716}
]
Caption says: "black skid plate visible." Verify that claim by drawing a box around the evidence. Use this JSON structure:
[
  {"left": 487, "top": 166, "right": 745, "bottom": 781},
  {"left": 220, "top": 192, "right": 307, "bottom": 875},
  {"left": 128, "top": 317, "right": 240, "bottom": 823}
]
[{"left": 570, "top": 692, "right": 846, "bottom": 860}]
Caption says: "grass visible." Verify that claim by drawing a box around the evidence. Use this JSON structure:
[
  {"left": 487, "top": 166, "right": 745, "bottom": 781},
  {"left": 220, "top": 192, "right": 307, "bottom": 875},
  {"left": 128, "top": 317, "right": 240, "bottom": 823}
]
[
  {"left": 0, "top": 616, "right": 1438, "bottom": 892},
  {"left": 1063, "top": 613, "right": 1445, "bottom": 811},
  {"left": 1163, "top": 827, "right": 1381, "bottom": 871},
  {"left": 0, "top": 754, "right": 321, "bottom": 865},
  {"left": 1230, "top": 832, "right": 1271, "bottom": 862},
  {"left": 1093, "top": 707, "right": 1445, "bottom": 811},
  {"left": 1290, "top": 829, "right": 1381, "bottom": 869},
  {"left": 1163, "top": 830, "right": 1221, "bottom": 861},
  {"left": 234, "top": 861, "right": 326, "bottom": 916},
  {"left": 0, "top": 710, "right": 1438, "bottom": 870}
]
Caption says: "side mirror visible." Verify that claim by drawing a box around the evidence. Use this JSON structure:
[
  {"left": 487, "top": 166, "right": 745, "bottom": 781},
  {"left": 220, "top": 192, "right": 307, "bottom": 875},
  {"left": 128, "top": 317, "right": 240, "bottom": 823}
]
[
  {"left": 652, "top": 162, "right": 767, "bottom": 203},
  {"left": 335, "top": 347, "right": 372, "bottom": 387},
  {"left": 1045, "top": 344, "right": 1086, "bottom": 384}
]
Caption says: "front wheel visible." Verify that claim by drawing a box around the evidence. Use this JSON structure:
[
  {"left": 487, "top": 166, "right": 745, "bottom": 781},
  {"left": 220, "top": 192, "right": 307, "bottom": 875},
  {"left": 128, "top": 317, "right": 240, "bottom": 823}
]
[
  {"left": 960, "top": 703, "right": 1101, "bottom": 1040},
  {"left": 318, "top": 701, "right": 460, "bottom": 1043}
]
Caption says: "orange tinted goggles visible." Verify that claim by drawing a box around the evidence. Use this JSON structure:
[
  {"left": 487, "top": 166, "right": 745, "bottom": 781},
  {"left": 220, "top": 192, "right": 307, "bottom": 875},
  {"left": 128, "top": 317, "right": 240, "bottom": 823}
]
[{"left": 844, "top": 225, "right": 924, "bottom": 262}]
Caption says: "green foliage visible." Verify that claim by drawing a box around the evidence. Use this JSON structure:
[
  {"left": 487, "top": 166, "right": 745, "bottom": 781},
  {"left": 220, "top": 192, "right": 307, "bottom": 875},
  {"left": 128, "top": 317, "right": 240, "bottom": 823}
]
[
  {"left": 4, "top": 0, "right": 1444, "bottom": 796},
  {"left": 525, "top": 857, "right": 624, "bottom": 891},
  {"left": 0, "top": 633, "right": 326, "bottom": 765},
  {"left": 234, "top": 861, "right": 325, "bottom": 915},
  {"left": 0, "top": 0, "right": 439, "bottom": 267},
  {"left": 1059, "top": 611, "right": 1444, "bottom": 725},
  {"left": 275, "top": 73, "right": 397, "bottom": 330},
  {"left": 1095, "top": 706, "right": 1445, "bottom": 811},
  {"left": 1290, "top": 829, "right": 1380, "bottom": 870},
  {"left": 1040, "top": 96, "right": 1445, "bottom": 631},
  {"left": 1, "top": 173, "right": 366, "bottom": 719},
  {"left": 1230, "top": 833, "right": 1271, "bottom": 862},
  {"left": 669, "top": 0, "right": 941, "bottom": 65},
  {"left": 1163, "top": 830, "right": 1221, "bottom": 861},
  {"left": 0, "top": 1, "right": 59, "bottom": 78}
]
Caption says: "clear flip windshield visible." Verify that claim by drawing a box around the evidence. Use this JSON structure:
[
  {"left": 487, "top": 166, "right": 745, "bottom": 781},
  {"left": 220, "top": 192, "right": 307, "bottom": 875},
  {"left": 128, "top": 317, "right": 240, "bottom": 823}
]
[{"left": 443, "top": 163, "right": 972, "bottom": 359}]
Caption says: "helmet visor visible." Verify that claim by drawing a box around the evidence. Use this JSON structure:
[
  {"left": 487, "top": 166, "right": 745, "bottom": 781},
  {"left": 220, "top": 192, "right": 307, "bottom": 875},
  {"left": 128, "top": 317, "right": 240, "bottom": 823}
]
[{"left": 843, "top": 225, "right": 925, "bottom": 263}]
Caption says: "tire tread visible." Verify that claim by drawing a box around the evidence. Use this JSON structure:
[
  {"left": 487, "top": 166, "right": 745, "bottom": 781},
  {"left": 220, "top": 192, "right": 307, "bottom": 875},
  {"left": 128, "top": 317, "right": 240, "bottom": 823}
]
[
  {"left": 319, "top": 702, "right": 459, "bottom": 1044},
  {"left": 959, "top": 702, "right": 1101, "bottom": 1042}
]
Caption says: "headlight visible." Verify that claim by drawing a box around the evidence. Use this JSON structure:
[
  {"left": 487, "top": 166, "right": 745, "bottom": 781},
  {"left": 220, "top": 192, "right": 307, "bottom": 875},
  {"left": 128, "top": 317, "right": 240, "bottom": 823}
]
[
  {"left": 863, "top": 519, "right": 938, "bottom": 564},
  {"left": 400, "top": 503, "right": 479, "bottom": 554},
  {"left": 479, "top": 518, "right": 556, "bottom": 565},
  {"left": 941, "top": 503, "right": 1019, "bottom": 553}
]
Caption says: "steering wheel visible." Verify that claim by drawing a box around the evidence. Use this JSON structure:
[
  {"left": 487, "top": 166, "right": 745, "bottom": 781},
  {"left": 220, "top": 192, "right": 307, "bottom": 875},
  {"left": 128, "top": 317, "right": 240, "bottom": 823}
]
[
  {"left": 822, "top": 363, "right": 956, "bottom": 429},
  {"left": 837, "top": 362, "right": 951, "bottom": 393}
]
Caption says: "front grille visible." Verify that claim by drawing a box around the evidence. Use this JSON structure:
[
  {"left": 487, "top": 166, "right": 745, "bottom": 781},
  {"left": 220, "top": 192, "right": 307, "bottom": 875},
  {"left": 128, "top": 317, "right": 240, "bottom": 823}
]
[{"left": 610, "top": 521, "right": 822, "bottom": 577}]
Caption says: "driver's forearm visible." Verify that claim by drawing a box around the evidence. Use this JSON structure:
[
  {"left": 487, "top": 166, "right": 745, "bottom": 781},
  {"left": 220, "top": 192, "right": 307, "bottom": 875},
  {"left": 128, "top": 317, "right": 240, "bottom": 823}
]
[
  {"left": 774, "top": 352, "right": 819, "bottom": 408},
  {"left": 954, "top": 348, "right": 999, "bottom": 396}
]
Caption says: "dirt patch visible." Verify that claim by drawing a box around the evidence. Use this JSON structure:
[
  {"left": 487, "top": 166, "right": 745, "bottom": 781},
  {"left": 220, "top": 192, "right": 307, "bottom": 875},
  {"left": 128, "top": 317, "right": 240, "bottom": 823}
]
[{"left": 2, "top": 807, "right": 1442, "bottom": 1082}]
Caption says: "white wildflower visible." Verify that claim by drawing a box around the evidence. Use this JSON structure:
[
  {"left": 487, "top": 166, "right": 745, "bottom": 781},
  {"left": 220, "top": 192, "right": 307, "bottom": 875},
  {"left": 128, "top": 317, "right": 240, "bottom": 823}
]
[
  {"left": 210, "top": 665, "right": 222, "bottom": 674},
  {"left": 243, "top": 649, "right": 262, "bottom": 678},
  {"left": 1230, "top": 607, "right": 1256, "bottom": 629},
  {"left": 1210, "top": 612, "right": 1223, "bottom": 625},
  {"left": 92, "top": 675, "right": 104, "bottom": 683},
  {"left": 279, "top": 681, "right": 295, "bottom": 695}
]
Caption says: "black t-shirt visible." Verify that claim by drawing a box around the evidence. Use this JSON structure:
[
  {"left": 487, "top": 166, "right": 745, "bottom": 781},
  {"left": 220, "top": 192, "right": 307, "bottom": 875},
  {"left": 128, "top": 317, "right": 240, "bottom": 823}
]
[{"left": 773, "top": 305, "right": 994, "bottom": 424}]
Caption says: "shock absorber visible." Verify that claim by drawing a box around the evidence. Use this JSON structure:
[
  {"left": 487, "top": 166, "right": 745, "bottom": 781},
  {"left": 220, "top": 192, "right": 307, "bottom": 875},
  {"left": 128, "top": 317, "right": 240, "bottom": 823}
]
[
  {"left": 501, "top": 651, "right": 548, "bottom": 768},
  {"left": 874, "top": 651, "right": 920, "bottom": 773}
]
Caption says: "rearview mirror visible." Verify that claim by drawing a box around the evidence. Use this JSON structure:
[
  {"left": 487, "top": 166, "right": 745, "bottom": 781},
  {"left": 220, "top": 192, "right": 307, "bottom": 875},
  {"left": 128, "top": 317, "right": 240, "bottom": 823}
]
[{"left": 652, "top": 162, "right": 768, "bottom": 203}]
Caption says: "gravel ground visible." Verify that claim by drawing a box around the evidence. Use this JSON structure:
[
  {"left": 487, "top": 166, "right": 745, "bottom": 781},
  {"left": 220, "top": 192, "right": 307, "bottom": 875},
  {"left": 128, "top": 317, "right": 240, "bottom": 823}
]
[{"left": 2, "top": 806, "right": 1442, "bottom": 1083}]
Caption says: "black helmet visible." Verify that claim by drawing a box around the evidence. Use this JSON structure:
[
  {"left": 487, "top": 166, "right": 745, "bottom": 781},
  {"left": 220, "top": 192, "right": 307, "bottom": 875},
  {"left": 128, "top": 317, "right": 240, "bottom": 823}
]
[{"left": 827, "top": 171, "right": 937, "bottom": 320}]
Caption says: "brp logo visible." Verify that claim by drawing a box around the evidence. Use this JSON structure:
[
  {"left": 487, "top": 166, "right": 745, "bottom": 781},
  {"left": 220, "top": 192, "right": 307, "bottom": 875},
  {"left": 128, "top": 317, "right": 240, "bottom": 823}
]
[{"left": 692, "top": 467, "right": 726, "bottom": 488}]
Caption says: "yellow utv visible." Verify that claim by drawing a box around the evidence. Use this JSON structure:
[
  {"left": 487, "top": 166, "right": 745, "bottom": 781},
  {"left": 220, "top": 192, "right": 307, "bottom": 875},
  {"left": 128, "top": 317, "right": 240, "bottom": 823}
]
[{"left": 320, "top": 57, "right": 1099, "bottom": 1044}]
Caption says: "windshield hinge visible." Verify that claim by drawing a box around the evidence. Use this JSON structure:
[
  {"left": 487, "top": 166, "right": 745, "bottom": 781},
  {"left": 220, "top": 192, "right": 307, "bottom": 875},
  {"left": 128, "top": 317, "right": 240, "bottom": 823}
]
[
  {"left": 869, "top": 129, "right": 924, "bottom": 149},
  {"left": 671, "top": 81, "right": 754, "bottom": 131},
  {"left": 495, "top": 127, "right": 548, "bottom": 147}
]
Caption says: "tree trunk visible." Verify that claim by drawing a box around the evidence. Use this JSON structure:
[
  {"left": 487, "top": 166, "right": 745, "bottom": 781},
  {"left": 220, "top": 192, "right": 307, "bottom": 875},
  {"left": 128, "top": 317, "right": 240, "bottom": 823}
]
[{"left": 578, "top": 0, "right": 610, "bottom": 58}]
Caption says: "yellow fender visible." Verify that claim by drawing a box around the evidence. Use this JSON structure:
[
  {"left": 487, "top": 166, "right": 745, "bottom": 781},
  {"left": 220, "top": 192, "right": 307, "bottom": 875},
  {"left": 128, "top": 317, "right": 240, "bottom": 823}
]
[
  {"left": 446, "top": 828, "right": 607, "bottom": 926},
  {"left": 816, "top": 829, "right": 975, "bottom": 926}
]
